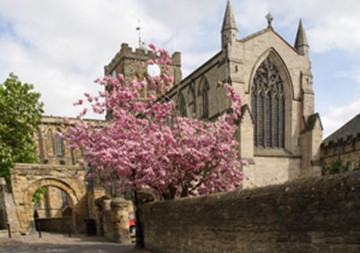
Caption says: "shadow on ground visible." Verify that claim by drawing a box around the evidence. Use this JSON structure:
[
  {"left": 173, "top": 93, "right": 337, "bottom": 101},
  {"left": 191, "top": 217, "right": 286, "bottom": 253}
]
[{"left": 0, "top": 231, "right": 153, "bottom": 253}]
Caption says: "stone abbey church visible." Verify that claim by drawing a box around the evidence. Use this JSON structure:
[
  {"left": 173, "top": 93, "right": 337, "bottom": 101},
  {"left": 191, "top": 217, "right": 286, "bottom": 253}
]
[
  {"left": 104, "top": 1, "right": 323, "bottom": 188},
  {"left": 0, "top": 1, "right": 325, "bottom": 235}
]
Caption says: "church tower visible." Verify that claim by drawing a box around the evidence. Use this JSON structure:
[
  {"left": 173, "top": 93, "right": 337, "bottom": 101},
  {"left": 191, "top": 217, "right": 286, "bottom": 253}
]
[{"left": 104, "top": 43, "right": 182, "bottom": 86}]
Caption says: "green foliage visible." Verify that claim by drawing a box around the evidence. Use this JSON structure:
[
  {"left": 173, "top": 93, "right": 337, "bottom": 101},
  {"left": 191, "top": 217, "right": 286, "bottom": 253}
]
[
  {"left": 32, "top": 186, "right": 47, "bottom": 206},
  {"left": 322, "top": 157, "right": 360, "bottom": 175},
  {"left": 0, "top": 73, "right": 44, "bottom": 188}
]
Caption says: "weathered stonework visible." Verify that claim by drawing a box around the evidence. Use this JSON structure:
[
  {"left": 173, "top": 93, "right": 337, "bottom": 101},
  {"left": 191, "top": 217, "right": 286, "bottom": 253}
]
[
  {"left": 34, "top": 116, "right": 102, "bottom": 166},
  {"left": 0, "top": 177, "right": 20, "bottom": 231},
  {"left": 322, "top": 136, "right": 360, "bottom": 167},
  {"left": 164, "top": 25, "right": 323, "bottom": 188},
  {"left": 91, "top": 195, "right": 134, "bottom": 243},
  {"left": 142, "top": 171, "right": 360, "bottom": 253},
  {"left": 321, "top": 114, "right": 360, "bottom": 169},
  {"left": 35, "top": 217, "right": 72, "bottom": 233},
  {"left": 10, "top": 163, "right": 87, "bottom": 233},
  {"left": 7, "top": 116, "right": 133, "bottom": 241},
  {"left": 105, "top": 2, "right": 323, "bottom": 189},
  {"left": 110, "top": 197, "right": 132, "bottom": 244},
  {"left": 104, "top": 43, "right": 182, "bottom": 86}
]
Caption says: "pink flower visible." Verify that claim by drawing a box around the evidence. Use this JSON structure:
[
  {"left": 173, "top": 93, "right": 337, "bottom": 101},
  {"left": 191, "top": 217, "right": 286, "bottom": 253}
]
[{"left": 63, "top": 43, "right": 244, "bottom": 200}]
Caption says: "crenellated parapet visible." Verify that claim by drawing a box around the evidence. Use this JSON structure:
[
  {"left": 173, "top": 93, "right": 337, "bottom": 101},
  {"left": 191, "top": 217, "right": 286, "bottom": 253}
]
[
  {"left": 321, "top": 114, "right": 360, "bottom": 168},
  {"left": 104, "top": 43, "right": 182, "bottom": 85},
  {"left": 321, "top": 133, "right": 360, "bottom": 165}
]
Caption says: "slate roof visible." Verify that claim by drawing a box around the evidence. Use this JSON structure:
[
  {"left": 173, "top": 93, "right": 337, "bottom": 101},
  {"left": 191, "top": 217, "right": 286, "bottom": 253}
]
[{"left": 322, "top": 114, "right": 360, "bottom": 146}]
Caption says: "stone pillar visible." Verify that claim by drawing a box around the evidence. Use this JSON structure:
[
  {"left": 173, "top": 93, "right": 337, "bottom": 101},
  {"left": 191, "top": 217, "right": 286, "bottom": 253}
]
[
  {"left": 110, "top": 197, "right": 131, "bottom": 244},
  {"left": 102, "top": 195, "right": 112, "bottom": 240},
  {"left": 0, "top": 177, "right": 20, "bottom": 230}
]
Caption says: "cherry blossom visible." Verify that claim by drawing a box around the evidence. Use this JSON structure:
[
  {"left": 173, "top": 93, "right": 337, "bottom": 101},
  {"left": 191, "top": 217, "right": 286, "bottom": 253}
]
[{"left": 62, "top": 45, "right": 246, "bottom": 200}]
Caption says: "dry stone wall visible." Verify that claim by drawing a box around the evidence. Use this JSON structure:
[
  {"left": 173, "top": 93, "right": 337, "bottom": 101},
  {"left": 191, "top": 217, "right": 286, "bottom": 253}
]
[{"left": 143, "top": 172, "right": 360, "bottom": 253}]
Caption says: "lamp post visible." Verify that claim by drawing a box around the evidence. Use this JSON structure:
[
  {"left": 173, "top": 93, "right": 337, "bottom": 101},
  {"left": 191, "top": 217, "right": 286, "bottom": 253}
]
[
  {"left": 132, "top": 169, "right": 144, "bottom": 249},
  {"left": 133, "top": 188, "right": 144, "bottom": 249}
]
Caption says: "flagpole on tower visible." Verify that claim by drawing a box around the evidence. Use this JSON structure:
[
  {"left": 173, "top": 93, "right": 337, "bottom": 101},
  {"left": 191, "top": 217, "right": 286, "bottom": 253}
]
[{"left": 136, "top": 19, "right": 142, "bottom": 47}]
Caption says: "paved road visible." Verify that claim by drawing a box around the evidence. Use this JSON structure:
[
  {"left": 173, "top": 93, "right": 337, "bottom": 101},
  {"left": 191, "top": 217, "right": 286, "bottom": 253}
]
[{"left": 0, "top": 232, "right": 153, "bottom": 253}]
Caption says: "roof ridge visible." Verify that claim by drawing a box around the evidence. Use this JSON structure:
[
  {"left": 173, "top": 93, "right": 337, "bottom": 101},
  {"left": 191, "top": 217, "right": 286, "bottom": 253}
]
[{"left": 323, "top": 113, "right": 360, "bottom": 144}]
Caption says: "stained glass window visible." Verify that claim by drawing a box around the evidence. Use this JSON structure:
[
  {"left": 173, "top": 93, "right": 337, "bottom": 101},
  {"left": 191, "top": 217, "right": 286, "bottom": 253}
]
[{"left": 251, "top": 58, "right": 285, "bottom": 148}]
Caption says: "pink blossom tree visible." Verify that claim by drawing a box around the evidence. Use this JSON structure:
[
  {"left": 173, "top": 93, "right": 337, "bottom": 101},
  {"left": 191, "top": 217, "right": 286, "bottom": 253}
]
[{"left": 62, "top": 45, "right": 246, "bottom": 200}]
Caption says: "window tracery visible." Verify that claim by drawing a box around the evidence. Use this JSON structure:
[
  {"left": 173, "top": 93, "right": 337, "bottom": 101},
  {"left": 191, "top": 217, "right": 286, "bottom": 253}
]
[{"left": 251, "top": 57, "right": 285, "bottom": 148}]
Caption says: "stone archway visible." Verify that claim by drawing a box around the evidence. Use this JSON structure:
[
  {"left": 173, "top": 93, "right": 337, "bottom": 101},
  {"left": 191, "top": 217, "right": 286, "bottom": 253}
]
[
  {"left": 24, "top": 177, "right": 78, "bottom": 231},
  {"left": 10, "top": 163, "right": 87, "bottom": 233}
]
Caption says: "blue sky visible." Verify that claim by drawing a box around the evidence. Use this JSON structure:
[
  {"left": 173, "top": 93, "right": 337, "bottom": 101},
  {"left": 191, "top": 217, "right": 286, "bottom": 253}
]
[{"left": 0, "top": 0, "right": 359, "bottom": 138}]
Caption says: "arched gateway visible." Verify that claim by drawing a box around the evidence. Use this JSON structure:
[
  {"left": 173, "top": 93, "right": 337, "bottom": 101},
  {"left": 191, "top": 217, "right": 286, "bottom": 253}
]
[{"left": 10, "top": 163, "right": 87, "bottom": 233}]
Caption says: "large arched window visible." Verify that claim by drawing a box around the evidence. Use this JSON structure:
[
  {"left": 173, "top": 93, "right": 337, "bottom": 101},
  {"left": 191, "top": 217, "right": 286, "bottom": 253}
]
[
  {"left": 198, "top": 78, "right": 210, "bottom": 119},
  {"left": 251, "top": 57, "right": 285, "bottom": 148}
]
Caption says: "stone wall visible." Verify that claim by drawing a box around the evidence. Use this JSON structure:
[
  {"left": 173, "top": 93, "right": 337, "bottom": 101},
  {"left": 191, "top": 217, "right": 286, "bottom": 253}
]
[
  {"left": 86, "top": 185, "right": 106, "bottom": 236},
  {"left": 104, "top": 43, "right": 182, "bottom": 86},
  {"left": 142, "top": 172, "right": 360, "bottom": 253},
  {"left": 35, "top": 116, "right": 95, "bottom": 166},
  {"left": 35, "top": 217, "right": 73, "bottom": 233},
  {"left": 321, "top": 133, "right": 360, "bottom": 169},
  {"left": 96, "top": 196, "right": 133, "bottom": 243}
]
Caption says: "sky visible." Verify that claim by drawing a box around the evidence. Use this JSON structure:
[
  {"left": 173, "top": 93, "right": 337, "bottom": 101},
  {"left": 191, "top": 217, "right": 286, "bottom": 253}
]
[{"left": 0, "top": 0, "right": 360, "bottom": 138}]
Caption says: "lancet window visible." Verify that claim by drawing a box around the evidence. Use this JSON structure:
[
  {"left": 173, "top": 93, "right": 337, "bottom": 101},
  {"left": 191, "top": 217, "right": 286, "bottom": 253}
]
[
  {"left": 55, "top": 130, "right": 64, "bottom": 157},
  {"left": 198, "top": 78, "right": 210, "bottom": 119},
  {"left": 188, "top": 83, "right": 196, "bottom": 114},
  {"left": 178, "top": 92, "right": 187, "bottom": 117}
]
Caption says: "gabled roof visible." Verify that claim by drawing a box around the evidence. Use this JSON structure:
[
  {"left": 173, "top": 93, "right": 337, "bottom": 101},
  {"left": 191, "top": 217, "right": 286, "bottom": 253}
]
[
  {"left": 322, "top": 114, "right": 360, "bottom": 146},
  {"left": 239, "top": 27, "right": 299, "bottom": 55}
]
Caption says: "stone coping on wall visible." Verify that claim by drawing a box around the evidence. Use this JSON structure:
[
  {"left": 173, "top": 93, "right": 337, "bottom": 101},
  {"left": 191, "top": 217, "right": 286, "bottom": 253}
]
[{"left": 142, "top": 171, "right": 360, "bottom": 253}]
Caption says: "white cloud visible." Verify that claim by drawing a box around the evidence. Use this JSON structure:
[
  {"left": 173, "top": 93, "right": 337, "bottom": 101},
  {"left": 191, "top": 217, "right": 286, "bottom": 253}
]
[
  {"left": 322, "top": 100, "right": 360, "bottom": 138},
  {"left": 265, "top": 0, "right": 360, "bottom": 53},
  {"left": 0, "top": 0, "right": 359, "bottom": 138},
  {"left": 0, "top": 0, "right": 228, "bottom": 118},
  {"left": 337, "top": 66, "right": 360, "bottom": 86}
]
